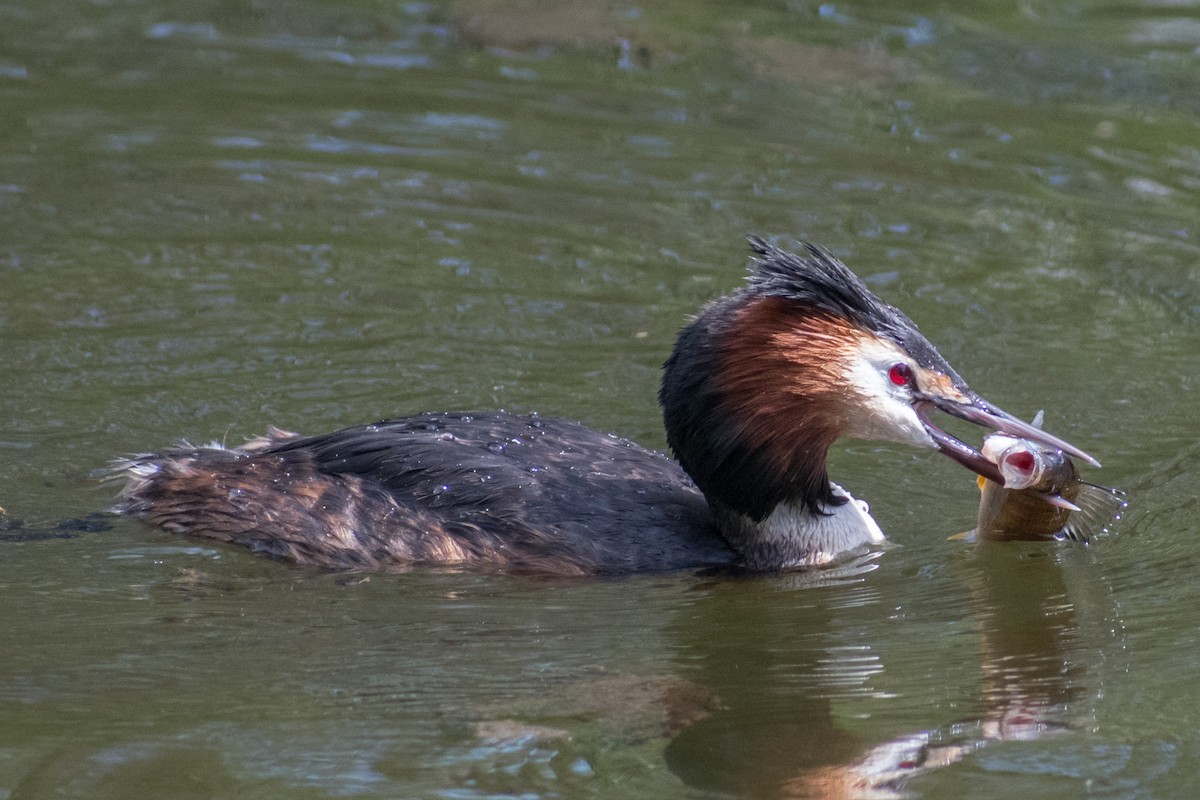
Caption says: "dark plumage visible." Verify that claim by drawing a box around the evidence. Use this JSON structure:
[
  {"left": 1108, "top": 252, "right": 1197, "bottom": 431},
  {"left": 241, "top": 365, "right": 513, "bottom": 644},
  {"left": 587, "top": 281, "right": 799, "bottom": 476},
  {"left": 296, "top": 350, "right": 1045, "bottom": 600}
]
[{"left": 117, "top": 413, "right": 728, "bottom": 574}]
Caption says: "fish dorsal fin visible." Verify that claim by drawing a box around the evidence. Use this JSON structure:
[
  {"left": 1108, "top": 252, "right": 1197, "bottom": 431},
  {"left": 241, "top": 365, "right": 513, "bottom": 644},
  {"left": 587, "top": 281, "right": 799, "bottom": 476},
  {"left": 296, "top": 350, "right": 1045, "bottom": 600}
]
[
  {"left": 1059, "top": 483, "right": 1127, "bottom": 543},
  {"left": 1031, "top": 409, "right": 1045, "bottom": 430}
]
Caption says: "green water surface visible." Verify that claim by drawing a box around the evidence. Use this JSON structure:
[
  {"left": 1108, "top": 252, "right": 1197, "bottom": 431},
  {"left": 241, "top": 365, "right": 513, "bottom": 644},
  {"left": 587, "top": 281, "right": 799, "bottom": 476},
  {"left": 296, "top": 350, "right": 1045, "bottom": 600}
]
[{"left": 2, "top": 1, "right": 1199, "bottom": 797}]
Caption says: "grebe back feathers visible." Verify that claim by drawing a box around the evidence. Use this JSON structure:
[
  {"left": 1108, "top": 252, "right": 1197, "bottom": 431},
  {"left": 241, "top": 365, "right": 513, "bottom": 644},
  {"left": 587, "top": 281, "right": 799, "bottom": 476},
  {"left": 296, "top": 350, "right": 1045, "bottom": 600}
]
[{"left": 117, "top": 413, "right": 728, "bottom": 574}]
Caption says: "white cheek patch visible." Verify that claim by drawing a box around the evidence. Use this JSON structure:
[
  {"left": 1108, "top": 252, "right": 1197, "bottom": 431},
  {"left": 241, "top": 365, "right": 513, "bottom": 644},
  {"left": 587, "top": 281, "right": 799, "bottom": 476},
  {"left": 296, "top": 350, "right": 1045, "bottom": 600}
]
[{"left": 840, "top": 340, "right": 936, "bottom": 449}]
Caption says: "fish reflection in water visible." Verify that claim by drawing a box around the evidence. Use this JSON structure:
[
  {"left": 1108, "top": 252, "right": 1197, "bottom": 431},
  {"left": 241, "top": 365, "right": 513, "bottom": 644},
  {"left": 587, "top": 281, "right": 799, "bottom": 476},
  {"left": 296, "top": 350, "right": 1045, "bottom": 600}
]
[
  {"left": 957, "top": 412, "right": 1126, "bottom": 543},
  {"left": 664, "top": 560, "right": 1124, "bottom": 798}
]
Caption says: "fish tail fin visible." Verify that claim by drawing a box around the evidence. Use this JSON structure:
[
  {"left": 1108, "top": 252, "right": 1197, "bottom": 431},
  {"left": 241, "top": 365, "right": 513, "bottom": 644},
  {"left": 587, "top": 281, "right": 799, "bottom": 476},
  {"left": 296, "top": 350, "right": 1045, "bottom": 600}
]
[{"left": 1059, "top": 483, "right": 1127, "bottom": 543}]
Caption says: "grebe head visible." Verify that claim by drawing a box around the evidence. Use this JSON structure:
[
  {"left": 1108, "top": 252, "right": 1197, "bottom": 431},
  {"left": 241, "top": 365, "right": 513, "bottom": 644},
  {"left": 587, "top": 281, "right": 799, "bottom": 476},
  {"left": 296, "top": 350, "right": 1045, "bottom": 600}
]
[{"left": 660, "top": 237, "right": 1096, "bottom": 564}]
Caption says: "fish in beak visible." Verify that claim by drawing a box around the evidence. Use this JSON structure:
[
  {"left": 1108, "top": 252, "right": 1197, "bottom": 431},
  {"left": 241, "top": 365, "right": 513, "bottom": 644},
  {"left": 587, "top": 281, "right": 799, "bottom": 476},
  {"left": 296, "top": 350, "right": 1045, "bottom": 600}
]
[{"left": 916, "top": 392, "right": 1100, "bottom": 491}]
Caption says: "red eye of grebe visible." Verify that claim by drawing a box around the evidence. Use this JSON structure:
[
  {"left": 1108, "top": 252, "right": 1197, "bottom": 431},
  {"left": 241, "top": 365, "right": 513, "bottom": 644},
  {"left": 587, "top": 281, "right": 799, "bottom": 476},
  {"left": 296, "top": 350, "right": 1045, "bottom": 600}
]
[{"left": 888, "top": 363, "right": 914, "bottom": 387}]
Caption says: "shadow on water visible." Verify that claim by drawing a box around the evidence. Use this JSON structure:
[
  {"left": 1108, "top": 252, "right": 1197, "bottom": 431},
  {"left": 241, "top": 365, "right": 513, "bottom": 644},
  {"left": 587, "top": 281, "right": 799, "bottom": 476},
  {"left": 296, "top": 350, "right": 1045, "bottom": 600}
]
[
  {"left": 662, "top": 541, "right": 1121, "bottom": 798},
  {"left": 0, "top": 512, "right": 112, "bottom": 541}
]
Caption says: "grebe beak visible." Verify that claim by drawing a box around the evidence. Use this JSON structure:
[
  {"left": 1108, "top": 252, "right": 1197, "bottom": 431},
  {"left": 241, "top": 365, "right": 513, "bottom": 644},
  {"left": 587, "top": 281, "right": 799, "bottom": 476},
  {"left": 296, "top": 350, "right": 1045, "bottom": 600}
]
[{"left": 916, "top": 394, "right": 1100, "bottom": 487}]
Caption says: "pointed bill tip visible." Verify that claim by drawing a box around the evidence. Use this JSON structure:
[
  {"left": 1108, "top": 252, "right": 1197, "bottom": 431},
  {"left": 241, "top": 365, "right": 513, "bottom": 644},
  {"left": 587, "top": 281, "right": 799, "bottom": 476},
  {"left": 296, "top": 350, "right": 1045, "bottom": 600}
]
[
  {"left": 937, "top": 398, "right": 1101, "bottom": 469},
  {"left": 991, "top": 412, "right": 1101, "bottom": 469}
]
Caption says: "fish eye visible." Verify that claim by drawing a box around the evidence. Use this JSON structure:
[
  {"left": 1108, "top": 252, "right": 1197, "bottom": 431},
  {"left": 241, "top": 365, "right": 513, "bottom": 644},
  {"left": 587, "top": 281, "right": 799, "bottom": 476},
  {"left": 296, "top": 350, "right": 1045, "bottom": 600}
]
[{"left": 887, "top": 363, "right": 914, "bottom": 387}]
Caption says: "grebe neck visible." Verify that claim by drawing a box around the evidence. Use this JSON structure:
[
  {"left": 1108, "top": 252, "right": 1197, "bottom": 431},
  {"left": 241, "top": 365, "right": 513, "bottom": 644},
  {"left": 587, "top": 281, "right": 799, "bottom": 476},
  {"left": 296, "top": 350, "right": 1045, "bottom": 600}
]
[{"left": 708, "top": 483, "right": 886, "bottom": 570}]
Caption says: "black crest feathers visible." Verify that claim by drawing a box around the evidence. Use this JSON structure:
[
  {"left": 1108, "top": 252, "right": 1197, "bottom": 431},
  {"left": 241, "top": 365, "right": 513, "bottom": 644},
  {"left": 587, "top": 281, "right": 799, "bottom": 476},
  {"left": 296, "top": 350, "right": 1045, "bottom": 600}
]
[
  {"left": 746, "top": 235, "right": 890, "bottom": 327},
  {"left": 745, "top": 235, "right": 964, "bottom": 382}
]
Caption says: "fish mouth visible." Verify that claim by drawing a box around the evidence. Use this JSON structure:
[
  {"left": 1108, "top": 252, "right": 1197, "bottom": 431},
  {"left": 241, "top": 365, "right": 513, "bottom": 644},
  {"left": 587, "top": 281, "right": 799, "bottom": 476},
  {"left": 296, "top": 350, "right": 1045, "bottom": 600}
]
[{"left": 915, "top": 395, "right": 1100, "bottom": 488}]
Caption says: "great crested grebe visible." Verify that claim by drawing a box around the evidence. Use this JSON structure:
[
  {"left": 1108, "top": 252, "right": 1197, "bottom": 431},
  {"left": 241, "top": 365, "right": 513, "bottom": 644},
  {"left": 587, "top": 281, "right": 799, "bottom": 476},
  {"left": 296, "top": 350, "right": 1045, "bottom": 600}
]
[{"left": 115, "top": 237, "right": 1097, "bottom": 574}]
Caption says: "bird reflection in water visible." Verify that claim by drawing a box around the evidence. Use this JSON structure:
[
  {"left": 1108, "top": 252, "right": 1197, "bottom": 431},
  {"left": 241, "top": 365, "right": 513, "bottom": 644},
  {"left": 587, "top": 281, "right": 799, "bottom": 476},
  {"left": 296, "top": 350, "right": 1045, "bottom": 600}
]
[{"left": 663, "top": 542, "right": 1121, "bottom": 798}]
